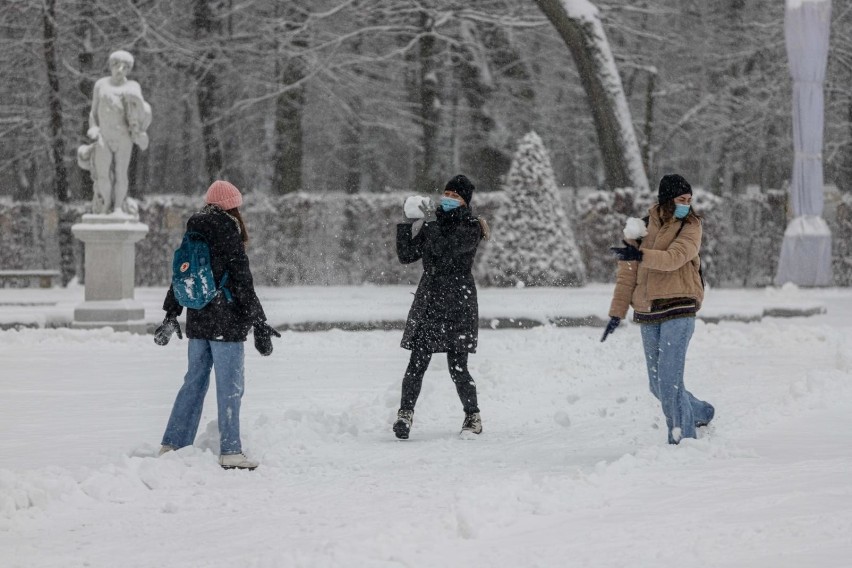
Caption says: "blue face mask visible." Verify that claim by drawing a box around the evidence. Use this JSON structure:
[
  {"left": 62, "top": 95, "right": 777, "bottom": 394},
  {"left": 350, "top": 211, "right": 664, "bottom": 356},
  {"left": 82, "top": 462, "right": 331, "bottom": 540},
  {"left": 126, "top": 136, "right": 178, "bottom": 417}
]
[
  {"left": 440, "top": 196, "right": 462, "bottom": 211},
  {"left": 674, "top": 204, "right": 691, "bottom": 219}
]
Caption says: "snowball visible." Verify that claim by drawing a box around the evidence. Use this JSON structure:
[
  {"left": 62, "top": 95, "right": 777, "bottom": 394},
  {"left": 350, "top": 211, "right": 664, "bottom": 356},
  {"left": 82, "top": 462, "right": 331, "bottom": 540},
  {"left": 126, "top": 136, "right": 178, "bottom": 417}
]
[
  {"left": 404, "top": 196, "right": 433, "bottom": 219},
  {"left": 623, "top": 217, "right": 648, "bottom": 240}
]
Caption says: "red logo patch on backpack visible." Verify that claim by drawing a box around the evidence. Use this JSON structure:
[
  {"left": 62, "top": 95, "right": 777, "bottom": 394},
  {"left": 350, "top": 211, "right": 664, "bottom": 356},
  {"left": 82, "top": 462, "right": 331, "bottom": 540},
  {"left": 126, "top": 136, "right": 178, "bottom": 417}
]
[{"left": 179, "top": 261, "right": 190, "bottom": 273}]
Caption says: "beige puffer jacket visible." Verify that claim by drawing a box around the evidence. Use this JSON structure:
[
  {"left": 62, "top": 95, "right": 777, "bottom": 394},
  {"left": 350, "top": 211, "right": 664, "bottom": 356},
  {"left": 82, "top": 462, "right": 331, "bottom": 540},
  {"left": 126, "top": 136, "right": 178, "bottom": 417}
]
[{"left": 608, "top": 204, "right": 704, "bottom": 320}]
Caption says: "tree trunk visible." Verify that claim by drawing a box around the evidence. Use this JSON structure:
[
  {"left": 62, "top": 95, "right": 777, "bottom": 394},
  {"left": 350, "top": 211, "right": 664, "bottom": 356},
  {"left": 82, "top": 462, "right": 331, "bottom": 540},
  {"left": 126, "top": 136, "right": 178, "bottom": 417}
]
[
  {"left": 182, "top": 96, "right": 195, "bottom": 194},
  {"left": 342, "top": 6, "right": 364, "bottom": 195},
  {"left": 42, "top": 0, "right": 68, "bottom": 202},
  {"left": 271, "top": 2, "right": 306, "bottom": 195},
  {"left": 75, "top": 0, "right": 94, "bottom": 201},
  {"left": 196, "top": 59, "right": 223, "bottom": 180},
  {"left": 414, "top": 10, "right": 441, "bottom": 193},
  {"left": 128, "top": 145, "right": 140, "bottom": 198},
  {"left": 456, "top": 22, "right": 527, "bottom": 191},
  {"left": 532, "top": 0, "right": 648, "bottom": 192},
  {"left": 193, "top": 0, "right": 224, "bottom": 182},
  {"left": 342, "top": 104, "right": 362, "bottom": 194},
  {"left": 271, "top": 57, "right": 305, "bottom": 194},
  {"left": 642, "top": 70, "right": 656, "bottom": 176},
  {"left": 843, "top": 99, "right": 852, "bottom": 193}
]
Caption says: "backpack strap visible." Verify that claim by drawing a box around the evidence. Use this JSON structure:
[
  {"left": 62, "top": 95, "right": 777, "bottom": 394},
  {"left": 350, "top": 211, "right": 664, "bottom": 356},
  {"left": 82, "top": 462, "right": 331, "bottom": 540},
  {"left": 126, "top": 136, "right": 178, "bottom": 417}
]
[
  {"left": 672, "top": 217, "right": 705, "bottom": 289},
  {"left": 219, "top": 272, "right": 233, "bottom": 303}
]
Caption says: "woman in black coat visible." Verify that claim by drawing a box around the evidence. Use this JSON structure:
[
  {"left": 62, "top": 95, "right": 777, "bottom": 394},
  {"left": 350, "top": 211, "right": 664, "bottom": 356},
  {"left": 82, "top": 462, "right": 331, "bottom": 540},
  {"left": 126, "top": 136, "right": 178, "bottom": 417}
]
[
  {"left": 153, "top": 180, "right": 279, "bottom": 470},
  {"left": 393, "top": 175, "right": 489, "bottom": 439}
]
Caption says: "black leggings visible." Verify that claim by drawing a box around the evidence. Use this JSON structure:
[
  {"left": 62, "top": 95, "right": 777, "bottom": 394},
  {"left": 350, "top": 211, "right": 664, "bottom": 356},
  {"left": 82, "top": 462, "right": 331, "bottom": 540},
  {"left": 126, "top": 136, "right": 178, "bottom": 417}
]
[{"left": 400, "top": 348, "right": 479, "bottom": 414}]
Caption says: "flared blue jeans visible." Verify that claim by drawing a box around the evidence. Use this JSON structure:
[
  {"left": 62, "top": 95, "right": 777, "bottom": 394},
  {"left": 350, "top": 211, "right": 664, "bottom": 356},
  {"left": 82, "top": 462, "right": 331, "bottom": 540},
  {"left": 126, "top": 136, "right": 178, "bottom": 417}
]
[
  {"left": 640, "top": 318, "right": 714, "bottom": 444},
  {"left": 162, "top": 339, "right": 245, "bottom": 455}
]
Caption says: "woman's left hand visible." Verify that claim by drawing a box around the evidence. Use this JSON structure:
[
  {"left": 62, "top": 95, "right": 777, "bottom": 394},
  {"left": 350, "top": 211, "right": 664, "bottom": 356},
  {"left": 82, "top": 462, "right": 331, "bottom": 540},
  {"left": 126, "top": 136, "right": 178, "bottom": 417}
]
[
  {"left": 253, "top": 320, "right": 281, "bottom": 356},
  {"left": 600, "top": 317, "right": 621, "bottom": 342}
]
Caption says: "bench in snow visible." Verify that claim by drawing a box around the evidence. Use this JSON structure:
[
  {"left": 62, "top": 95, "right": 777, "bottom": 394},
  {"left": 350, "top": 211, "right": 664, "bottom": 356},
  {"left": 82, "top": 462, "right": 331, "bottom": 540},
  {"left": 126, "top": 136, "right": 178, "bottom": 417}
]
[{"left": 0, "top": 270, "right": 61, "bottom": 288}]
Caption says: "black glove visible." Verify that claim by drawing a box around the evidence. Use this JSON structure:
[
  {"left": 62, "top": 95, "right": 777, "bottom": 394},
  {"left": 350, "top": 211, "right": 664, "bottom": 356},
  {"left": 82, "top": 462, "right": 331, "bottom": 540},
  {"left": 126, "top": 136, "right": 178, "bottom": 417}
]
[
  {"left": 402, "top": 197, "right": 436, "bottom": 225},
  {"left": 253, "top": 320, "right": 281, "bottom": 356},
  {"left": 418, "top": 199, "right": 437, "bottom": 222},
  {"left": 154, "top": 315, "right": 182, "bottom": 346},
  {"left": 610, "top": 241, "right": 643, "bottom": 262},
  {"left": 600, "top": 316, "right": 621, "bottom": 342}
]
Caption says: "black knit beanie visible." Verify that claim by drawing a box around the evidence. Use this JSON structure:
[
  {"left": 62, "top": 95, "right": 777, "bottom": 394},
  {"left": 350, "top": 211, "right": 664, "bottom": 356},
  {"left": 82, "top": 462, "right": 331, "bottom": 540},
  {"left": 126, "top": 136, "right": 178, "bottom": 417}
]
[
  {"left": 658, "top": 174, "right": 692, "bottom": 204},
  {"left": 445, "top": 175, "right": 475, "bottom": 206}
]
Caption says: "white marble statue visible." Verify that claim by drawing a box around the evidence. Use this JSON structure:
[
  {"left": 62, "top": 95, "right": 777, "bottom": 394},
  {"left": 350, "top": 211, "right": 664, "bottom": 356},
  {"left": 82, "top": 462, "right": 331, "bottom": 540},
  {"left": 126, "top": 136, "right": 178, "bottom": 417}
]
[{"left": 77, "top": 50, "right": 152, "bottom": 215}]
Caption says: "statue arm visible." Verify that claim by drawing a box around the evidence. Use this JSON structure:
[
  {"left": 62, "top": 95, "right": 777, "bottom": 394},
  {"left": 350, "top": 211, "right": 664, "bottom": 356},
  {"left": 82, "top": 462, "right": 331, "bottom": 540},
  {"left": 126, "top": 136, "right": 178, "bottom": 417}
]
[
  {"left": 124, "top": 81, "right": 152, "bottom": 149},
  {"left": 87, "top": 81, "right": 101, "bottom": 139}
]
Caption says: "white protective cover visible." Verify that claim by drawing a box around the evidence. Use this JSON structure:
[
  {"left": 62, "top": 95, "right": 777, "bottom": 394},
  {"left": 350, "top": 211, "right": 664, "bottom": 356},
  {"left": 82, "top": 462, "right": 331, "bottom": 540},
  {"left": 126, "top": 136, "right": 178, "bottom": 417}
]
[
  {"left": 785, "top": 0, "right": 831, "bottom": 218},
  {"left": 776, "top": 0, "right": 833, "bottom": 286},
  {"left": 776, "top": 215, "right": 833, "bottom": 286}
]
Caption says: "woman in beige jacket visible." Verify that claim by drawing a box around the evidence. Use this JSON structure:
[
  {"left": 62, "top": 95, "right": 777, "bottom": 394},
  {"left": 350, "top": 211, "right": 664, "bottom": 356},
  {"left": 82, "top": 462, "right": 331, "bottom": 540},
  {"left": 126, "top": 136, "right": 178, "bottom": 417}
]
[{"left": 602, "top": 174, "right": 714, "bottom": 444}]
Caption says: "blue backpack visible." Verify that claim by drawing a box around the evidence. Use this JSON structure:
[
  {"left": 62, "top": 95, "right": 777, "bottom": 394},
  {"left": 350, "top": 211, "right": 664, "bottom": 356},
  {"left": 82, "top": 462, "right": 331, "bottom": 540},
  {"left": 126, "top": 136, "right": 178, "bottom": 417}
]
[{"left": 171, "top": 231, "right": 232, "bottom": 309}]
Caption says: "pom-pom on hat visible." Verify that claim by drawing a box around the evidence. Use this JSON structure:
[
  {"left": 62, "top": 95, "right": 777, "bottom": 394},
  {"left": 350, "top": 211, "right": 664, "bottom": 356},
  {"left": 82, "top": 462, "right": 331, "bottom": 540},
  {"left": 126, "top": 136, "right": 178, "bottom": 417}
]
[
  {"left": 205, "top": 180, "right": 243, "bottom": 211},
  {"left": 445, "top": 174, "right": 475, "bottom": 206},
  {"left": 658, "top": 174, "right": 692, "bottom": 204}
]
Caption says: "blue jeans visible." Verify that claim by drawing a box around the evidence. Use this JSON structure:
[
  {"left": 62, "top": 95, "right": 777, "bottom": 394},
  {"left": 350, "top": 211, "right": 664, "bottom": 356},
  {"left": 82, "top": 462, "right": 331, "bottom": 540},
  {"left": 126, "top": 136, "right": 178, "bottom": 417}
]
[
  {"left": 162, "top": 339, "right": 245, "bottom": 455},
  {"left": 640, "top": 318, "right": 714, "bottom": 444}
]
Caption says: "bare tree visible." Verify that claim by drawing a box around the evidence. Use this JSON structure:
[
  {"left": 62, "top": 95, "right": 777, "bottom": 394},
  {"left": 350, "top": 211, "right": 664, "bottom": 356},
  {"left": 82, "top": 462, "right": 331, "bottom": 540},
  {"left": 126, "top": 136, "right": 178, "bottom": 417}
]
[
  {"left": 42, "top": 0, "right": 68, "bottom": 201},
  {"left": 412, "top": 7, "right": 443, "bottom": 193},
  {"left": 271, "top": 2, "right": 308, "bottom": 195},
  {"left": 454, "top": 20, "right": 530, "bottom": 190},
  {"left": 193, "top": 0, "right": 225, "bottom": 181},
  {"left": 4, "top": 0, "right": 851, "bottom": 203},
  {"left": 826, "top": 1, "right": 852, "bottom": 192},
  {"left": 532, "top": 0, "right": 648, "bottom": 191}
]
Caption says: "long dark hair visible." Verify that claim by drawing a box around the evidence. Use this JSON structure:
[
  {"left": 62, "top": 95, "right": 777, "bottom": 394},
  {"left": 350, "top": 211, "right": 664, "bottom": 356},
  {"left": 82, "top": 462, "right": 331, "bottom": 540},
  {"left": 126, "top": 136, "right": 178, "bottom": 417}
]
[{"left": 227, "top": 207, "right": 249, "bottom": 243}]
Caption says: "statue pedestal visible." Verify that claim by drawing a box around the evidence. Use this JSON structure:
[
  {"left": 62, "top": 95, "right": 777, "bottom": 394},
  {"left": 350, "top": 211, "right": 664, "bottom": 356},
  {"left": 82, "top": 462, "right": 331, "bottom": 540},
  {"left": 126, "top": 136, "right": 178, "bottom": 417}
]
[
  {"left": 775, "top": 215, "right": 833, "bottom": 287},
  {"left": 71, "top": 213, "right": 149, "bottom": 333}
]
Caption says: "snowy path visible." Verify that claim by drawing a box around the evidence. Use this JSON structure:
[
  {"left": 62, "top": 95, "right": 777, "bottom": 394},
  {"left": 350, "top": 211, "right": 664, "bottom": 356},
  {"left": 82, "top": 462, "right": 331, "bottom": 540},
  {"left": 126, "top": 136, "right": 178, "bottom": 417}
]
[
  {"left": 2, "top": 311, "right": 852, "bottom": 566},
  {"left": 0, "top": 283, "right": 834, "bottom": 329}
]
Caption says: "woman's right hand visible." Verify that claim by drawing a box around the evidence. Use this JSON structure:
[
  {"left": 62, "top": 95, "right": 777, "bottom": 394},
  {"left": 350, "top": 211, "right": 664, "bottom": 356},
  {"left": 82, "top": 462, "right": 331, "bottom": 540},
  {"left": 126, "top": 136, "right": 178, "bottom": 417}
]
[
  {"left": 417, "top": 198, "right": 436, "bottom": 222},
  {"left": 403, "top": 196, "right": 436, "bottom": 219}
]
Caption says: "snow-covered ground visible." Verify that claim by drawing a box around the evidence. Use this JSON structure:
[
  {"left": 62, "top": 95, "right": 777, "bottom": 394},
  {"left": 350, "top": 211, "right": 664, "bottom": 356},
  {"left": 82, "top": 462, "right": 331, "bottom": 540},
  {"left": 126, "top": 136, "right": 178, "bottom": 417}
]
[
  {"left": 2, "top": 285, "right": 852, "bottom": 567},
  {"left": 0, "top": 282, "right": 833, "bottom": 329}
]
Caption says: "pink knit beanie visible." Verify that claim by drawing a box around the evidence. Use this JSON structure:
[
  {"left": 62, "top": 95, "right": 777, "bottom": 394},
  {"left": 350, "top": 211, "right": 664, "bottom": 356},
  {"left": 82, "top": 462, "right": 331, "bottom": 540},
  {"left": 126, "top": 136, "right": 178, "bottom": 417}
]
[{"left": 205, "top": 180, "right": 243, "bottom": 210}]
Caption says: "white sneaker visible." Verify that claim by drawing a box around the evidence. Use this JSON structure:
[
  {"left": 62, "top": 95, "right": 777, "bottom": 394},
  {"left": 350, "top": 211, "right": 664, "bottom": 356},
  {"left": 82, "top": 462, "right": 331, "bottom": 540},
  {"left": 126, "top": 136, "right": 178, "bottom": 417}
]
[
  {"left": 219, "top": 453, "right": 259, "bottom": 470},
  {"left": 158, "top": 445, "right": 176, "bottom": 456}
]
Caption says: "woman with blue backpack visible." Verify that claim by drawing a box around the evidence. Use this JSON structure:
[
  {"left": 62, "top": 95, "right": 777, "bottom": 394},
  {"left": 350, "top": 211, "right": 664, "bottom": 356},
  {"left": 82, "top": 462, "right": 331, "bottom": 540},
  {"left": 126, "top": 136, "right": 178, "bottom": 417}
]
[{"left": 154, "top": 180, "right": 279, "bottom": 470}]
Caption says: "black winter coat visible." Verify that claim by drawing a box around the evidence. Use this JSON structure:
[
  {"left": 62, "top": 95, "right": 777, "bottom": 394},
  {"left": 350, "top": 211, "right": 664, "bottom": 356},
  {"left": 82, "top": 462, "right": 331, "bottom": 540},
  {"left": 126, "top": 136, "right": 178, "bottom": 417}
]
[
  {"left": 163, "top": 206, "right": 266, "bottom": 342},
  {"left": 397, "top": 206, "right": 483, "bottom": 353}
]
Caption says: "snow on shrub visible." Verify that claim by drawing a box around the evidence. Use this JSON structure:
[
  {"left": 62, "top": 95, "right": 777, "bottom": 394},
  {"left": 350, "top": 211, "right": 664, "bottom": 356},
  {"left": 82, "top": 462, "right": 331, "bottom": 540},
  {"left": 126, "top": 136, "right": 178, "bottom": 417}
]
[
  {"left": 833, "top": 194, "right": 852, "bottom": 286},
  {"left": 573, "top": 187, "right": 653, "bottom": 283},
  {"left": 0, "top": 185, "right": 847, "bottom": 287},
  {"left": 478, "top": 131, "right": 587, "bottom": 287}
]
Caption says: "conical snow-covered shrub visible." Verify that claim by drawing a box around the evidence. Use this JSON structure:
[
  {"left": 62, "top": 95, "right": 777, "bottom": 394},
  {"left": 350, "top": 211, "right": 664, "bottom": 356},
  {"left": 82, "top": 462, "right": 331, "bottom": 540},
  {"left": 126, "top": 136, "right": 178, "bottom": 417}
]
[{"left": 479, "top": 131, "right": 586, "bottom": 287}]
